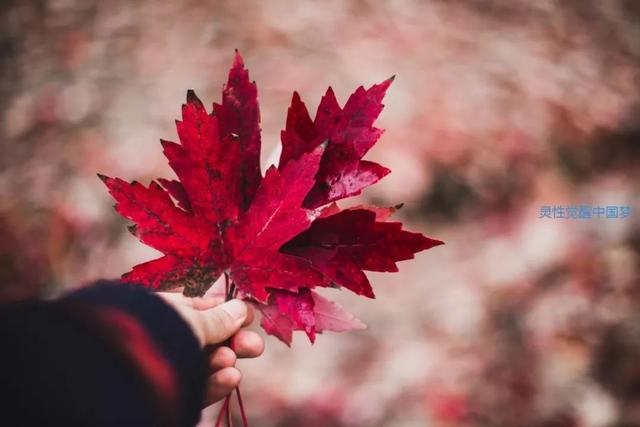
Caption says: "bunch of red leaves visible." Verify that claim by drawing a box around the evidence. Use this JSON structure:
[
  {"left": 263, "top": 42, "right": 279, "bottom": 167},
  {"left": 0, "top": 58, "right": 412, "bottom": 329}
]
[
  {"left": 100, "top": 51, "right": 442, "bottom": 344},
  {"left": 100, "top": 52, "right": 442, "bottom": 424}
]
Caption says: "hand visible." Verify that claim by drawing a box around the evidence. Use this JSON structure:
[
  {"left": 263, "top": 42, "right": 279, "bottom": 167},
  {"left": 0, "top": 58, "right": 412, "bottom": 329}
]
[{"left": 159, "top": 292, "right": 264, "bottom": 406}]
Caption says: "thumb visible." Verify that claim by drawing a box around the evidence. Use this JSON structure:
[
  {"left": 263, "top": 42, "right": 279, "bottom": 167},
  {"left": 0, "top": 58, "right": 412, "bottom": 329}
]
[{"left": 192, "top": 299, "right": 248, "bottom": 346}]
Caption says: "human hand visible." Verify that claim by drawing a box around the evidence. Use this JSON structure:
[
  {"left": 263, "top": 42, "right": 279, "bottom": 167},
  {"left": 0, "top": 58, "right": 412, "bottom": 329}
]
[{"left": 159, "top": 292, "right": 264, "bottom": 406}]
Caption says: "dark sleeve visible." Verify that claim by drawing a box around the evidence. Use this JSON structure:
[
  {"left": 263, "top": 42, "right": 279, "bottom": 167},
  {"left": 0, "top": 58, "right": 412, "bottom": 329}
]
[{"left": 0, "top": 280, "right": 206, "bottom": 427}]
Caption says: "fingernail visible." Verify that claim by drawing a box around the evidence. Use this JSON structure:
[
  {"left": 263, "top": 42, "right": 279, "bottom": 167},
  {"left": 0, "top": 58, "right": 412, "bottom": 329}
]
[{"left": 220, "top": 299, "right": 247, "bottom": 321}]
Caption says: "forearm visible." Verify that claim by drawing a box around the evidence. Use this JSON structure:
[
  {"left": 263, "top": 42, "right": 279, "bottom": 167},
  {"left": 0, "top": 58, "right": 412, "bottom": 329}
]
[{"left": 0, "top": 281, "right": 206, "bottom": 427}]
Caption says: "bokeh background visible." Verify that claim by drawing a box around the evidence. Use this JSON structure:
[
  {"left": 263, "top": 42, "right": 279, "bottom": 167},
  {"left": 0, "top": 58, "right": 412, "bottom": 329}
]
[{"left": 1, "top": 0, "right": 640, "bottom": 426}]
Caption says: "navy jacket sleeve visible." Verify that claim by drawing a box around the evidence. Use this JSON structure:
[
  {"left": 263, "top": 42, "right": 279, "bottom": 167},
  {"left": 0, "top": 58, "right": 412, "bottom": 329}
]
[{"left": 0, "top": 280, "right": 206, "bottom": 427}]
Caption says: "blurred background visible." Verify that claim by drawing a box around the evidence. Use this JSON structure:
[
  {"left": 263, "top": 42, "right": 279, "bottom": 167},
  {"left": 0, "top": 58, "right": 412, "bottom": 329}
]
[{"left": 1, "top": 0, "right": 639, "bottom": 426}]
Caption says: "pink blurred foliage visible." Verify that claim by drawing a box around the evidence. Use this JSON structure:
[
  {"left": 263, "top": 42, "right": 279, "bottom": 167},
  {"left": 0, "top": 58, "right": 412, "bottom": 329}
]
[{"left": 1, "top": 0, "right": 640, "bottom": 426}]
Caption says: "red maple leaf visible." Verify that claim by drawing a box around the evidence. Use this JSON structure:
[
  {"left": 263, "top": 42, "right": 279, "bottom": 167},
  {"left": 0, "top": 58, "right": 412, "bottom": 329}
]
[
  {"left": 100, "top": 52, "right": 443, "bottom": 345},
  {"left": 279, "top": 79, "right": 393, "bottom": 208},
  {"left": 260, "top": 288, "right": 366, "bottom": 345}
]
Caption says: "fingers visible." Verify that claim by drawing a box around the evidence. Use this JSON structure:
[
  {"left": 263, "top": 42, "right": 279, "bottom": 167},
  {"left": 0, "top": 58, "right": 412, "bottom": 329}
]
[
  {"left": 231, "top": 330, "right": 264, "bottom": 358},
  {"left": 204, "top": 367, "right": 242, "bottom": 406},
  {"left": 208, "top": 346, "right": 236, "bottom": 373},
  {"left": 207, "top": 331, "right": 264, "bottom": 371},
  {"left": 201, "top": 315, "right": 264, "bottom": 407},
  {"left": 159, "top": 292, "right": 262, "bottom": 353},
  {"left": 194, "top": 299, "right": 248, "bottom": 346}
]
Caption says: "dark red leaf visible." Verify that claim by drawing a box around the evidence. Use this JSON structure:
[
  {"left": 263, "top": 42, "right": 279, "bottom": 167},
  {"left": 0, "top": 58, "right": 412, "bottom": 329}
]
[
  {"left": 283, "top": 208, "right": 444, "bottom": 298},
  {"left": 278, "top": 78, "right": 394, "bottom": 208},
  {"left": 258, "top": 288, "right": 316, "bottom": 345},
  {"left": 257, "top": 289, "right": 364, "bottom": 346}
]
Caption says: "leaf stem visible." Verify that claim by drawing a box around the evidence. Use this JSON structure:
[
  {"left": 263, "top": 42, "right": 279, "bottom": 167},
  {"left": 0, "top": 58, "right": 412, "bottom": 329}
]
[
  {"left": 224, "top": 273, "right": 236, "bottom": 301},
  {"left": 214, "top": 395, "right": 230, "bottom": 427},
  {"left": 236, "top": 387, "right": 249, "bottom": 427},
  {"left": 226, "top": 404, "right": 233, "bottom": 427},
  {"left": 221, "top": 273, "right": 247, "bottom": 426}
]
